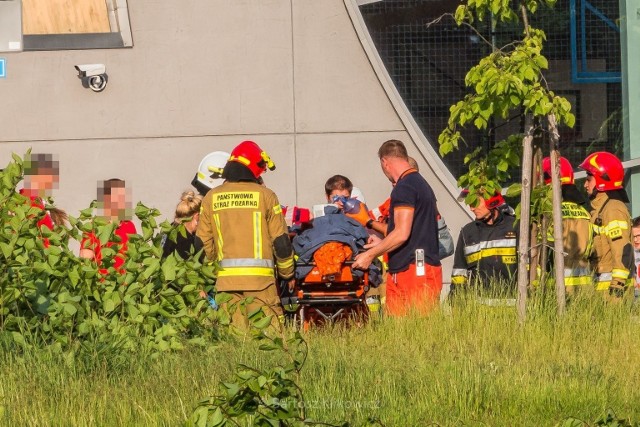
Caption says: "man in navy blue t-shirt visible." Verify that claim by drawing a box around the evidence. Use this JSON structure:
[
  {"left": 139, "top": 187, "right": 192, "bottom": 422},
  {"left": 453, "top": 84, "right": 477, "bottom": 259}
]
[{"left": 353, "top": 140, "right": 442, "bottom": 315}]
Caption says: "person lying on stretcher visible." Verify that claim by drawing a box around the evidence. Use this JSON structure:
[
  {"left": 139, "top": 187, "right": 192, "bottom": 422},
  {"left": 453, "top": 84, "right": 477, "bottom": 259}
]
[{"left": 290, "top": 175, "right": 382, "bottom": 286}]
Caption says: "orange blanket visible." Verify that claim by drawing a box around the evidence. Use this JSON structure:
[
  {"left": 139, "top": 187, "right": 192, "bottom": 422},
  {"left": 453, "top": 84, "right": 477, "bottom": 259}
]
[{"left": 312, "top": 242, "right": 353, "bottom": 278}]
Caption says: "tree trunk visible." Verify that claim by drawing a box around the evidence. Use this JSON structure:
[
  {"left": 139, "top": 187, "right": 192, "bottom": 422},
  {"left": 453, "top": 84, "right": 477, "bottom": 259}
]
[
  {"left": 528, "top": 144, "right": 543, "bottom": 289},
  {"left": 529, "top": 221, "right": 540, "bottom": 286},
  {"left": 539, "top": 214, "right": 549, "bottom": 296},
  {"left": 517, "top": 116, "right": 535, "bottom": 323},
  {"left": 517, "top": 3, "right": 533, "bottom": 323},
  {"left": 548, "top": 114, "right": 566, "bottom": 315}
]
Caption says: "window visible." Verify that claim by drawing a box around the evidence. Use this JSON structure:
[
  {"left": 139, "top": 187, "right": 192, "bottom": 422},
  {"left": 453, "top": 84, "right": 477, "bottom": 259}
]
[
  {"left": 22, "top": 0, "right": 132, "bottom": 50},
  {"left": 0, "top": 0, "right": 22, "bottom": 52}
]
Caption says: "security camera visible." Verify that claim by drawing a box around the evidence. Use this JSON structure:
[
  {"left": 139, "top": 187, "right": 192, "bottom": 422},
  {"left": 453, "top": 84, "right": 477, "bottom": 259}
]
[
  {"left": 74, "top": 64, "right": 108, "bottom": 92},
  {"left": 75, "top": 64, "right": 105, "bottom": 77}
]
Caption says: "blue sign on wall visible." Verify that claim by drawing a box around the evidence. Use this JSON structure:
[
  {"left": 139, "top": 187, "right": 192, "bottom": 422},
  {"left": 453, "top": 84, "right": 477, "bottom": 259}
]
[{"left": 0, "top": 58, "right": 5, "bottom": 78}]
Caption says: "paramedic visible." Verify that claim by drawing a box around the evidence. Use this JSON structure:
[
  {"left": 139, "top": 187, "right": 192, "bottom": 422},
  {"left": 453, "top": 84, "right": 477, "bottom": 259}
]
[{"left": 352, "top": 140, "right": 442, "bottom": 315}]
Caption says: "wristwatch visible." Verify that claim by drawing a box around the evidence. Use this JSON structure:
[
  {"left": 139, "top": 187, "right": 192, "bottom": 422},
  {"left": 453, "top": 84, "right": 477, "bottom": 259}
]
[{"left": 366, "top": 219, "right": 374, "bottom": 229}]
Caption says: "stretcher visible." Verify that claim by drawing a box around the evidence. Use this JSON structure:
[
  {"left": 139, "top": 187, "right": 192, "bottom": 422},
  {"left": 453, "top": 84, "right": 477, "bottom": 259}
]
[{"left": 280, "top": 242, "right": 370, "bottom": 330}]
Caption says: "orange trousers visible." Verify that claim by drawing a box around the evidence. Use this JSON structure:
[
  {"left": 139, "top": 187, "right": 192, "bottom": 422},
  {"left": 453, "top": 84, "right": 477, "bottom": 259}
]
[{"left": 386, "top": 263, "right": 442, "bottom": 316}]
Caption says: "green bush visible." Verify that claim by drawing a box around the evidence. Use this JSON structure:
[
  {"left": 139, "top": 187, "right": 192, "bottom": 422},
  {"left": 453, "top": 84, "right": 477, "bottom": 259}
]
[{"left": 0, "top": 152, "right": 220, "bottom": 357}]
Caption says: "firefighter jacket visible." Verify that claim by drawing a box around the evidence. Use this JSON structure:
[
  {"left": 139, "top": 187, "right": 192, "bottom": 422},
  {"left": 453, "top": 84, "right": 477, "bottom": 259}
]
[
  {"left": 546, "top": 201, "right": 594, "bottom": 287},
  {"left": 196, "top": 181, "right": 295, "bottom": 292},
  {"left": 451, "top": 213, "right": 518, "bottom": 290},
  {"left": 588, "top": 192, "right": 634, "bottom": 291}
]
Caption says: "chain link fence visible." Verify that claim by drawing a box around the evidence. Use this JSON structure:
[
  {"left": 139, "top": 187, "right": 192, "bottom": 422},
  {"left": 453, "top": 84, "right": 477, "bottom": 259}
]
[{"left": 360, "top": 0, "right": 622, "bottom": 183}]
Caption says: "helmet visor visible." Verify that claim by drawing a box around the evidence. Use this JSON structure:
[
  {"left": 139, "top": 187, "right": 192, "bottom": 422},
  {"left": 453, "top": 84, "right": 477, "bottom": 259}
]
[
  {"left": 261, "top": 151, "right": 276, "bottom": 171},
  {"left": 207, "top": 165, "right": 224, "bottom": 179}
]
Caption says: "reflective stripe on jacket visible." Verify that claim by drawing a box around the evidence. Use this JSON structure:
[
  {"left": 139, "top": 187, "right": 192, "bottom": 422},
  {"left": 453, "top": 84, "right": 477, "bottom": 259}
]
[
  {"left": 547, "top": 201, "right": 594, "bottom": 287},
  {"left": 451, "top": 213, "right": 518, "bottom": 288},
  {"left": 589, "top": 192, "right": 634, "bottom": 290},
  {"left": 197, "top": 181, "right": 294, "bottom": 291}
]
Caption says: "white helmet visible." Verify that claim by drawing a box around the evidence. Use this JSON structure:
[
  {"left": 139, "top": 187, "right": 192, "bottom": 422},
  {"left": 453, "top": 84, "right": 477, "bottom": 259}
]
[{"left": 191, "top": 151, "right": 230, "bottom": 195}]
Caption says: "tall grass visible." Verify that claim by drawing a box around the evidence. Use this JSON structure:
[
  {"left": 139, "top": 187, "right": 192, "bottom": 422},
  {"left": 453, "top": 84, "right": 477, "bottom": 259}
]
[{"left": 2, "top": 292, "right": 640, "bottom": 426}]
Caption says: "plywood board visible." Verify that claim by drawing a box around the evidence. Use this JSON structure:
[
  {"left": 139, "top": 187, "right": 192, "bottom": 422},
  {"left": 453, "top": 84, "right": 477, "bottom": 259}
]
[{"left": 23, "top": 0, "right": 110, "bottom": 35}]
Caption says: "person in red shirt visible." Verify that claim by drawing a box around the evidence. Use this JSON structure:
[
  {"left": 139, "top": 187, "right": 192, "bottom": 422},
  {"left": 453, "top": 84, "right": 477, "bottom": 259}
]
[
  {"left": 20, "top": 153, "right": 67, "bottom": 247},
  {"left": 80, "top": 179, "right": 137, "bottom": 275}
]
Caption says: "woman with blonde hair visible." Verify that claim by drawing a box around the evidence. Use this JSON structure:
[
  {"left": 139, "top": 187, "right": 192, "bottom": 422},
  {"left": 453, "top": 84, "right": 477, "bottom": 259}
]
[{"left": 161, "top": 190, "right": 204, "bottom": 259}]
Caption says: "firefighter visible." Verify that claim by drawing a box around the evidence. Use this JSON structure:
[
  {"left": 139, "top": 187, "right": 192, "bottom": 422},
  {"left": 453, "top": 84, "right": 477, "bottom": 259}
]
[
  {"left": 541, "top": 156, "right": 593, "bottom": 291},
  {"left": 196, "top": 141, "right": 295, "bottom": 327},
  {"left": 191, "top": 151, "right": 230, "bottom": 197},
  {"left": 451, "top": 190, "right": 518, "bottom": 295},
  {"left": 579, "top": 151, "right": 633, "bottom": 297}
]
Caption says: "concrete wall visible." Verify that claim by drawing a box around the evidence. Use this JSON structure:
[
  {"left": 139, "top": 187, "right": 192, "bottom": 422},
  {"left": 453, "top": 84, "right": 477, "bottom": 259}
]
[{"left": 0, "top": 0, "right": 470, "bottom": 277}]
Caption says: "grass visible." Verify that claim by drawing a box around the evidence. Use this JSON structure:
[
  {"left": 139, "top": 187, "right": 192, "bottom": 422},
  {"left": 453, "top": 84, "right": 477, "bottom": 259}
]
[{"left": 2, "top": 292, "right": 640, "bottom": 426}]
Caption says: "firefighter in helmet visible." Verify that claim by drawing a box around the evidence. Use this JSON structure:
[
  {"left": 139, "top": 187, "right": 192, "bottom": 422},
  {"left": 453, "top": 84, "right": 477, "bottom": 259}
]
[
  {"left": 579, "top": 151, "right": 633, "bottom": 297},
  {"left": 451, "top": 189, "right": 518, "bottom": 294},
  {"left": 541, "top": 156, "right": 593, "bottom": 291},
  {"left": 191, "top": 151, "right": 230, "bottom": 197},
  {"left": 196, "top": 141, "right": 295, "bottom": 327}
]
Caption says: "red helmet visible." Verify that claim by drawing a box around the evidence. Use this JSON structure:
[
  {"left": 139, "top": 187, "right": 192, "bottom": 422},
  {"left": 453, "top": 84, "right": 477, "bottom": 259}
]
[
  {"left": 458, "top": 188, "right": 505, "bottom": 210},
  {"left": 579, "top": 152, "right": 624, "bottom": 191},
  {"left": 542, "top": 156, "right": 574, "bottom": 185},
  {"left": 484, "top": 192, "right": 505, "bottom": 210},
  {"left": 228, "top": 140, "right": 275, "bottom": 179}
]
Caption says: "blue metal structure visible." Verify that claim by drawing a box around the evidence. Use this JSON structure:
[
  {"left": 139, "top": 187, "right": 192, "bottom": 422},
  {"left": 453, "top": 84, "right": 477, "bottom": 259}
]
[{"left": 570, "top": 0, "right": 621, "bottom": 83}]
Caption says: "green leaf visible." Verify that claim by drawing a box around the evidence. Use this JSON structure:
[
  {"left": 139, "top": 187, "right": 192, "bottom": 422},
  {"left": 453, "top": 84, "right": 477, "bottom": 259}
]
[
  {"left": 439, "top": 141, "right": 453, "bottom": 157},
  {"left": 162, "top": 255, "right": 177, "bottom": 281},
  {"left": 216, "top": 292, "right": 233, "bottom": 304},
  {"left": 473, "top": 116, "right": 487, "bottom": 129},
  {"left": 142, "top": 258, "right": 161, "bottom": 280},
  {"left": 134, "top": 203, "right": 150, "bottom": 219},
  {"left": 142, "top": 224, "right": 154, "bottom": 241},
  {"left": 558, "top": 418, "right": 586, "bottom": 427},
  {"left": 64, "top": 303, "right": 77, "bottom": 316},
  {"left": 97, "top": 222, "right": 116, "bottom": 246},
  {"left": 11, "top": 332, "right": 26, "bottom": 346},
  {"left": 182, "top": 284, "right": 197, "bottom": 293},
  {"left": 209, "top": 407, "right": 224, "bottom": 426},
  {"left": 506, "top": 183, "right": 522, "bottom": 198},
  {"left": 0, "top": 242, "right": 12, "bottom": 258},
  {"left": 80, "top": 206, "right": 94, "bottom": 218},
  {"left": 252, "top": 315, "right": 273, "bottom": 330},
  {"left": 535, "top": 55, "right": 548, "bottom": 69},
  {"left": 454, "top": 5, "right": 466, "bottom": 25},
  {"left": 259, "top": 342, "right": 281, "bottom": 351},
  {"left": 565, "top": 113, "right": 576, "bottom": 128},
  {"left": 47, "top": 253, "right": 61, "bottom": 267},
  {"left": 68, "top": 268, "right": 80, "bottom": 286}
]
